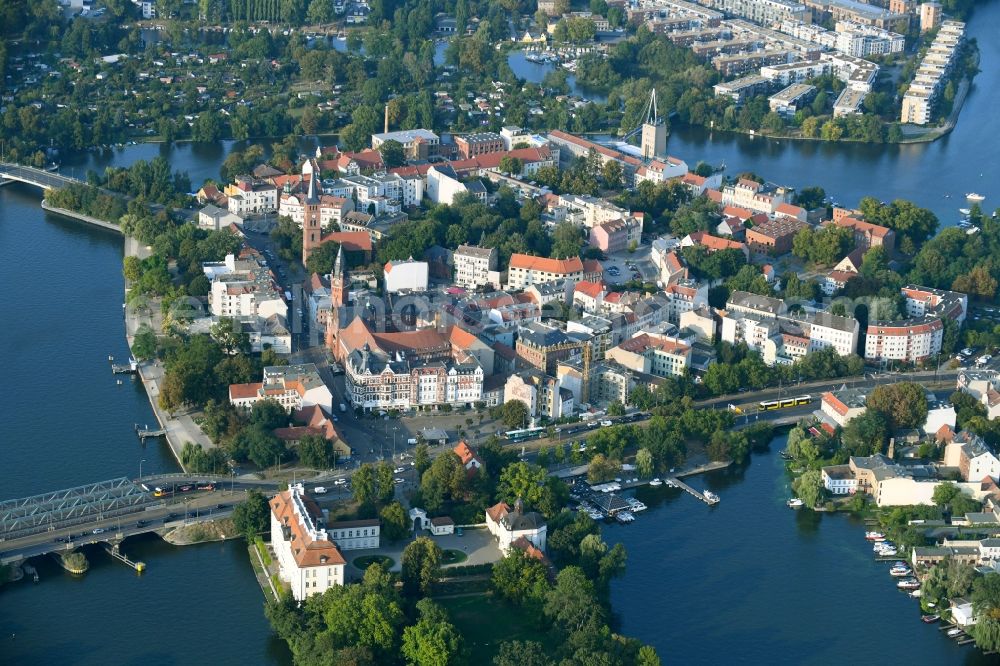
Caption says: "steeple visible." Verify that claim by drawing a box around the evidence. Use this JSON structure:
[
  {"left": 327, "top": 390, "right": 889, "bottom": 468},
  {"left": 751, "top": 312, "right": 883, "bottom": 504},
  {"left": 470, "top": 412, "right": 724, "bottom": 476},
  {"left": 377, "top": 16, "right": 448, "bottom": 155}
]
[
  {"left": 330, "top": 244, "right": 348, "bottom": 309},
  {"left": 333, "top": 244, "right": 344, "bottom": 279},
  {"left": 306, "top": 172, "right": 319, "bottom": 204}
]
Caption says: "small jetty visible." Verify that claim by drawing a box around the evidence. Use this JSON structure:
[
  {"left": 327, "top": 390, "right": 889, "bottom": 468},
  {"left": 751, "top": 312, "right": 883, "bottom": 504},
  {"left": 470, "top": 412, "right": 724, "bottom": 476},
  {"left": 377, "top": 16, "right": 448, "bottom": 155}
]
[
  {"left": 103, "top": 544, "right": 146, "bottom": 573},
  {"left": 666, "top": 477, "right": 720, "bottom": 505},
  {"left": 135, "top": 423, "right": 167, "bottom": 442}
]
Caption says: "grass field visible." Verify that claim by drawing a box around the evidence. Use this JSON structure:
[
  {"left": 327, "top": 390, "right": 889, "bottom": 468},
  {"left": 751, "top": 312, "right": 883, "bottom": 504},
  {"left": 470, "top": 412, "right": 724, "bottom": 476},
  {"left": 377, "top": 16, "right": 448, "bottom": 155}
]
[
  {"left": 353, "top": 555, "right": 394, "bottom": 570},
  {"left": 441, "top": 549, "right": 468, "bottom": 565},
  {"left": 438, "top": 594, "right": 549, "bottom": 663}
]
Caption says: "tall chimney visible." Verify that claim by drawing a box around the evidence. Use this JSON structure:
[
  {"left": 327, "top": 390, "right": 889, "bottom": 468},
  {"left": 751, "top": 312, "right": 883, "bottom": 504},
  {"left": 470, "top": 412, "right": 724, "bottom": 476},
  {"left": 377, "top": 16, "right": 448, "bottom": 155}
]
[{"left": 384, "top": 104, "right": 389, "bottom": 134}]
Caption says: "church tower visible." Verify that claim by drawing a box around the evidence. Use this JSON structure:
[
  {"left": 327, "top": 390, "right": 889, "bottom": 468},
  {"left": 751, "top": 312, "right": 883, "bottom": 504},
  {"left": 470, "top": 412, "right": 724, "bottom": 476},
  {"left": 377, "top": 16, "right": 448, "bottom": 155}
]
[
  {"left": 331, "top": 244, "right": 348, "bottom": 308},
  {"left": 301, "top": 170, "right": 322, "bottom": 266}
]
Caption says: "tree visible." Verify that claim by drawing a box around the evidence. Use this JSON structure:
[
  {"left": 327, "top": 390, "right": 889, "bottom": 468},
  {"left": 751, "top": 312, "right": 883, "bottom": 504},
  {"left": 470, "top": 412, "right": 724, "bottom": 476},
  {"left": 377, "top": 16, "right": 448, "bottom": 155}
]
[
  {"left": 867, "top": 382, "right": 928, "bottom": 430},
  {"left": 243, "top": 427, "right": 286, "bottom": 469},
  {"left": 132, "top": 324, "right": 158, "bottom": 361},
  {"left": 795, "top": 186, "right": 826, "bottom": 211},
  {"left": 840, "top": 410, "right": 888, "bottom": 456},
  {"left": 638, "top": 646, "right": 661, "bottom": 666},
  {"left": 401, "top": 599, "right": 463, "bottom": 666},
  {"left": 305, "top": 240, "right": 341, "bottom": 275},
  {"left": 353, "top": 463, "right": 378, "bottom": 507},
  {"left": 635, "top": 448, "right": 654, "bottom": 478},
  {"left": 420, "top": 452, "right": 466, "bottom": 513},
  {"left": 500, "top": 400, "right": 529, "bottom": 429},
  {"left": 801, "top": 116, "right": 820, "bottom": 138},
  {"left": 498, "top": 156, "right": 523, "bottom": 175},
  {"left": 401, "top": 536, "right": 442, "bottom": 597},
  {"left": 792, "top": 470, "right": 824, "bottom": 508},
  {"left": 587, "top": 453, "right": 621, "bottom": 484},
  {"left": 378, "top": 139, "right": 406, "bottom": 169},
  {"left": 933, "top": 481, "right": 964, "bottom": 508},
  {"left": 380, "top": 501, "right": 410, "bottom": 542},
  {"left": 491, "top": 550, "right": 551, "bottom": 618},
  {"left": 375, "top": 461, "right": 396, "bottom": 505},
  {"left": 550, "top": 221, "right": 582, "bottom": 260},
  {"left": 602, "top": 160, "right": 623, "bottom": 189},
  {"left": 820, "top": 120, "right": 843, "bottom": 141},
  {"left": 493, "top": 641, "right": 552, "bottom": 666},
  {"left": 232, "top": 489, "right": 269, "bottom": 539},
  {"left": 298, "top": 434, "right": 334, "bottom": 469},
  {"left": 251, "top": 399, "right": 289, "bottom": 431},
  {"left": 211, "top": 317, "right": 251, "bottom": 355},
  {"left": 544, "top": 566, "right": 604, "bottom": 632},
  {"left": 306, "top": 0, "right": 332, "bottom": 23},
  {"left": 607, "top": 401, "right": 625, "bottom": 417},
  {"left": 414, "top": 443, "right": 431, "bottom": 476}
]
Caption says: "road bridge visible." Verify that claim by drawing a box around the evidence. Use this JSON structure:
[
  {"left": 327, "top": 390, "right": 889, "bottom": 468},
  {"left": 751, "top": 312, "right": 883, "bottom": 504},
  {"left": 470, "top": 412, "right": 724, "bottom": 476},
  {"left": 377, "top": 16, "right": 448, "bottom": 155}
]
[{"left": 0, "top": 161, "right": 84, "bottom": 190}]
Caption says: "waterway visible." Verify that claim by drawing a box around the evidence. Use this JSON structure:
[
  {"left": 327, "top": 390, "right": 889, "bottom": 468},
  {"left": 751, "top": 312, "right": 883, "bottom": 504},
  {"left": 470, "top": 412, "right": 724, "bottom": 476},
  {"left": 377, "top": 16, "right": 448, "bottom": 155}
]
[
  {"left": 2, "top": 4, "right": 999, "bottom": 660},
  {"left": 607, "top": 435, "right": 995, "bottom": 665}
]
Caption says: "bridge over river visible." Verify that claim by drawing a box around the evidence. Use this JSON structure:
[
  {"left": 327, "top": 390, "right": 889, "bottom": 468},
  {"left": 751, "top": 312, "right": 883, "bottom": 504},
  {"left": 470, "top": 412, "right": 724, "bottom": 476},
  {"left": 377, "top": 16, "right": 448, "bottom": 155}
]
[
  {"left": 0, "top": 162, "right": 84, "bottom": 190},
  {"left": 0, "top": 475, "right": 292, "bottom": 568}
]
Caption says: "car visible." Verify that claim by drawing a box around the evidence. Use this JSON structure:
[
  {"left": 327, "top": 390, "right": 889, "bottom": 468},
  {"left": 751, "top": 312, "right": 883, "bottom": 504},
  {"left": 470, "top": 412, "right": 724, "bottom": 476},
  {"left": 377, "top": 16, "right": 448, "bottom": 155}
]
[
  {"left": 600, "top": 419, "right": 613, "bottom": 427},
  {"left": 394, "top": 467, "right": 405, "bottom": 473},
  {"left": 314, "top": 486, "right": 328, "bottom": 494},
  {"left": 393, "top": 477, "right": 405, "bottom": 484},
  {"left": 456, "top": 527, "right": 464, "bottom": 536},
  {"left": 136, "top": 520, "right": 147, "bottom": 528},
  {"left": 333, "top": 478, "right": 347, "bottom": 486},
  {"left": 92, "top": 528, "right": 105, "bottom": 534}
]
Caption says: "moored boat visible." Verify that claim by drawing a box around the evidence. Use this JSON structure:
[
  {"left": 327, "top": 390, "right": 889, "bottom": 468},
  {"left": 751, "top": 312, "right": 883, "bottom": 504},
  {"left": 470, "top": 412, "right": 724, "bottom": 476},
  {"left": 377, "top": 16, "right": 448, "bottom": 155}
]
[
  {"left": 921, "top": 614, "right": 940, "bottom": 623},
  {"left": 947, "top": 627, "right": 964, "bottom": 637},
  {"left": 649, "top": 478, "right": 663, "bottom": 486},
  {"left": 967, "top": 192, "right": 986, "bottom": 202},
  {"left": 897, "top": 577, "right": 921, "bottom": 590},
  {"left": 890, "top": 566, "right": 913, "bottom": 577},
  {"left": 704, "top": 490, "right": 720, "bottom": 504},
  {"left": 787, "top": 498, "right": 805, "bottom": 508},
  {"left": 865, "top": 531, "right": 886, "bottom": 541},
  {"left": 959, "top": 207, "right": 972, "bottom": 216}
]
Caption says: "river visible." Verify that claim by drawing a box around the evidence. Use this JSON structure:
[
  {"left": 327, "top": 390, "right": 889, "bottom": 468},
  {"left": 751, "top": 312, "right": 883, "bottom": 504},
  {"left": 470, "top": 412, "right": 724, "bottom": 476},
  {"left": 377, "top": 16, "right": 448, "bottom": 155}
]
[{"left": 2, "top": 4, "right": 999, "bottom": 661}]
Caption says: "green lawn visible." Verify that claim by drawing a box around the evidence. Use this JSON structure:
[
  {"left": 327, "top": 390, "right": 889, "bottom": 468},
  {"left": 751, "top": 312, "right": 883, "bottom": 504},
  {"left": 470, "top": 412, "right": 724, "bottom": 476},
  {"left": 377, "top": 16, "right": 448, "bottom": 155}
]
[
  {"left": 441, "top": 549, "right": 468, "bottom": 565},
  {"left": 438, "top": 594, "right": 549, "bottom": 663},
  {"left": 353, "top": 555, "right": 394, "bottom": 570}
]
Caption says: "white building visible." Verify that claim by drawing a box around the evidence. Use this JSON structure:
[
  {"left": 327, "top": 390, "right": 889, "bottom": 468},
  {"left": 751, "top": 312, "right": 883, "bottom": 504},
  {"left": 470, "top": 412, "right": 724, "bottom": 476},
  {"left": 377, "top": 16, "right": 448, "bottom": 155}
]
[
  {"left": 506, "top": 254, "right": 584, "bottom": 290},
  {"left": 821, "top": 465, "right": 858, "bottom": 495},
  {"left": 270, "top": 484, "right": 347, "bottom": 601},
  {"left": 225, "top": 177, "right": 278, "bottom": 216},
  {"left": 384, "top": 258, "right": 429, "bottom": 293},
  {"left": 206, "top": 253, "right": 287, "bottom": 321},
  {"left": 485, "top": 499, "right": 547, "bottom": 554},
  {"left": 453, "top": 244, "right": 499, "bottom": 290},
  {"left": 426, "top": 165, "right": 471, "bottom": 206},
  {"left": 325, "top": 519, "right": 380, "bottom": 550},
  {"left": 229, "top": 364, "right": 333, "bottom": 414},
  {"left": 198, "top": 204, "right": 242, "bottom": 231}
]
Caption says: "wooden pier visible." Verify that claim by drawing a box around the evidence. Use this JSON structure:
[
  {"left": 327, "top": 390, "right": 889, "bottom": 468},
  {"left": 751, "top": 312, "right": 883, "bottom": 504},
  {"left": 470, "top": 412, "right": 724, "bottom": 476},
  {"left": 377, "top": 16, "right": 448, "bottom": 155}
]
[
  {"left": 666, "top": 477, "right": 719, "bottom": 505},
  {"left": 103, "top": 544, "right": 146, "bottom": 572}
]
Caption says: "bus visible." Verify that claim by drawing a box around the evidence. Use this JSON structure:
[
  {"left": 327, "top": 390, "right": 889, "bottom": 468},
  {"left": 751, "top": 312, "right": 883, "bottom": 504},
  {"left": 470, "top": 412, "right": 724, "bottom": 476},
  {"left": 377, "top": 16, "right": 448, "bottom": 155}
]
[
  {"left": 505, "top": 427, "right": 545, "bottom": 442},
  {"left": 758, "top": 395, "right": 813, "bottom": 411}
]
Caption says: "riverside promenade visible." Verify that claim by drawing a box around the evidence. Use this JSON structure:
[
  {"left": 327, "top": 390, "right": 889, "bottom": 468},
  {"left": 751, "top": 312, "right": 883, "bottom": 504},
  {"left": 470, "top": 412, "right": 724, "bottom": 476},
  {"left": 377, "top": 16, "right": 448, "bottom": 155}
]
[{"left": 123, "top": 235, "right": 216, "bottom": 469}]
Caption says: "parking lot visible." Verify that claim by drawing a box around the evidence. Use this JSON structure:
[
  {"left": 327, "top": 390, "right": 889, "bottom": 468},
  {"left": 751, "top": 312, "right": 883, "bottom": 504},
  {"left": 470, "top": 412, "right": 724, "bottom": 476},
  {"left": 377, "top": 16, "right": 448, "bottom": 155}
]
[{"left": 601, "top": 246, "right": 658, "bottom": 286}]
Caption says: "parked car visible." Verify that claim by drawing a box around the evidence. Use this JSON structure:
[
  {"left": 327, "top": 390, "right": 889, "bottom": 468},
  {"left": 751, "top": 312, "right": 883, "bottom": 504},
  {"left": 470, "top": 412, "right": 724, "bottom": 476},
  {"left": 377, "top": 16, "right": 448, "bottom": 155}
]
[{"left": 314, "top": 486, "right": 328, "bottom": 494}]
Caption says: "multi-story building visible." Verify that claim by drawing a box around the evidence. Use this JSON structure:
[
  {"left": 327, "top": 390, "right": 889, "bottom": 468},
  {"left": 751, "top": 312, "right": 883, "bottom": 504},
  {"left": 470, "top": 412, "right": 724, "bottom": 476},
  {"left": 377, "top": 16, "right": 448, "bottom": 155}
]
[
  {"left": 556, "top": 194, "right": 629, "bottom": 228},
  {"left": 334, "top": 317, "right": 484, "bottom": 411},
  {"left": 901, "top": 285, "right": 968, "bottom": 324},
  {"left": 504, "top": 369, "right": 574, "bottom": 420},
  {"left": 864, "top": 317, "right": 943, "bottom": 364},
  {"left": 820, "top": 388, "right": 868, "bottom": 426},
  {"left": 270, "top": 484, "right": 347, "bottom": 601},
  {"left": 832, "top": 215, "right": 896, "bottom": 253},
  {"left": 205, "top": 253, "right": 287, "bottom": 320},
  {"left": 515, "top": 321, "right": 587, "bottom": 375},
  {"left": 384, "top": 258, "right": 429, "bottom": 293},
  {"left": 589, "top": 215, "right": 644, "bottom": 254},
  {"left": 224, "top": 177, "right": 278, "bottom": 216},
  {"left": 279, "top": 191, "right": 353, "bottom": 227},
  {"left": 455, "top": 132, "right": 505, "bottom": 159},
  {"left": 943, "top": 431, "right": 1000, "bottom": 483},
  {"left": 605, "top": 332, "right": 692, "bottom": 378},
  {"left": 957, "top": 370, "right": 1000, "bottom": 420},
  {"left": 713, "top": 75, "right": 772, "bottom": 104},
  {"left": 506, "top": 254, "right": 584, "bottom": 290},
  {"left": 720, "top": 178, "right": 791, "bottom": 215},
  {"left": 370, "top": 128, "right": 440, "bottom": 160},
  {"left": 920, "top": 1, "right": 942, "bottom": 31},
  {"left": 229, "top": 364, "right": 334, "bottom": 414},
  {"left": 485, "top": 499, "right": 547, "bottom": 554},
  {"left": 698, "top": 0, "right": 809, "bottom": 25},
  {"left": 901, "top": 20, "right": 964, "bottom": 124},
  {"left": 745, "top": 217, "right": 808, "bottom": 255},
  {"left": 768, "top": 83, "right": 817, "bottom": 117},
  {"left": 453, "top": 244, "right": 499, "bottom": 290}
]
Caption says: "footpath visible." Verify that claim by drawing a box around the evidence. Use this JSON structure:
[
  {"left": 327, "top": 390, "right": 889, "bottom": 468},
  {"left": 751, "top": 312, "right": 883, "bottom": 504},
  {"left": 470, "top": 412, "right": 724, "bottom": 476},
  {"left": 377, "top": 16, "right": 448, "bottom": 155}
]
[
  {"left": 40, "top": 200, "right": 122, "bottom": 233},
  {"left": 123, "top": 236, "right": 216, "bottom": 470}
]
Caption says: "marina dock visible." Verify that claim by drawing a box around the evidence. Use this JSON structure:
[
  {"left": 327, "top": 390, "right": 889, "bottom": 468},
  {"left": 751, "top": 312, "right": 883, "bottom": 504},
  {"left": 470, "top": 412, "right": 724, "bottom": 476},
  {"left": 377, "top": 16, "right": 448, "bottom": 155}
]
[
  {"left": 135, "top": 423, "right": 167, "bottom": 442},
  {"left": 666, "top": 477, "right": 719, "bottom": 505}
]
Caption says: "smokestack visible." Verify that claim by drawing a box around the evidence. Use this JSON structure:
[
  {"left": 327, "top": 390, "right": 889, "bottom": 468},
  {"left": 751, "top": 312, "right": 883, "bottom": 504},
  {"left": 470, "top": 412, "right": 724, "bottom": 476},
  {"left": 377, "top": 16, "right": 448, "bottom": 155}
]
[{"left": 384, "top": 104, "right": 389, "bottom": 134}]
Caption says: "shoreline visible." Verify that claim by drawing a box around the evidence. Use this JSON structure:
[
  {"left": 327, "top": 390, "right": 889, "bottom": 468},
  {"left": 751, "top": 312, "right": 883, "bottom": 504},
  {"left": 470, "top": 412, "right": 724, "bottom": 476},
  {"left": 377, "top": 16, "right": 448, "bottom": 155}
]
[{"left": 40, "top": 200, "right": 122, "bottom": 233}]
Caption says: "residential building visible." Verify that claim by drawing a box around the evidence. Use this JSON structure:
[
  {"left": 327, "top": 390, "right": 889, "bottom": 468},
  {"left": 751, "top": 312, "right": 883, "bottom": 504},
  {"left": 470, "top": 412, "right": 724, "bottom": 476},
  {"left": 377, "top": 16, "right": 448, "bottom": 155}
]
[
  {"left": 822, "top": 465, "right": 858, "bottom": 494},
  {"left": 681, "top": 231, "right": 749, "bottom": 260},
  {"left": 957, "top": 370, "right": 1000, "bottom": 420},
  {"left": 370, "top": 128, "right": 440, "bottom": 160},
  {"left": 453, "top": 441, "right": 484, "bottom": 474},
  {"left": 269, "top": 484, "right": 347, "bottom": 601},
  {"left": 920, "top": 1, "right": 942, "bottom": 31},
  {"left": 745, "top": 217, "right": 808, "bottom": 255},
  {"left": 325, "top": 519, "right": 380, "bottom": 550},
  {"left": 506, "top": 254, "right": 584, "bottom": 290},
  {"left": 384, "top": 258, "right": 429, "bottom": 293},
  {"left": 901, "top": 285, "right": 968, "bottom": 324},
  {"left": 605, "top": 332, "right": 691, "bottom": 378},
  {"left": 589, "top": 215, "right": 644, "bottom": 254},
  {"left": 680, "top": 305, "right": 717, "bottom": 341},
  {"left": 515, "top": 321, "right": 586, "bottom": 375},
  {"left": 206, "top": 253, "right": 287, "bottom": 320},
  {"left": 865, "top": 317, "right": 944, "bottom": 363},
  {"left": 832, "top": 216, "right": 896, "bottom": 253},
  {"left": 198, "top": 204, "right": 242, "bottom": 231},
  {"left": 455, "top": 132, "right": 505, "bottom": 159},
  {"left": 699, "top": 0, "right": 809, "bottom": 26},
  {"left": 901, "top": 20, "right": 965, "bottom": 124},
  {"left": 224, "top": 177, "right": 278, "bottom": 216},
  {"left": 821, "top": 388, "right": 868, "bottom": 427},
  {"left": 426, "top": 165, "right": 474, "bottom": 206},
  {"left": 768, "top": 83, "right": 817, "bottom": 118},
  {"left": 943, "top": 431, "right": 1000, "bottom": 483},
  {"left": 504, "top": 369, "right": 574, "bottom": 419},
  {"left": 229, "top": 364, "right": 333, "bottom": 414},
  {"left": 713, "top": 75, "right": 772, "bottom": 104},
  {"left": 485, "top": 499, "right": 547, "bottom": 554},
  {"left": 453, "top": 244, "right": 500, "bottom": 290},
  {"left": 720, "top": 178, "right": 791, "bottom": 215}
]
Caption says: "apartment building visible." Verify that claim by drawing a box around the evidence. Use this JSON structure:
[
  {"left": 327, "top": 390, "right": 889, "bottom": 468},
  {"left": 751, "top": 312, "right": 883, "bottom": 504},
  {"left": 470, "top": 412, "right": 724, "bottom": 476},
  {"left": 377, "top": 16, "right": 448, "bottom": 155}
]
[
  {"left": 605, "top": 332, "right": 692, "bottom": 378},
  {"left": 901, "top": 20, "right": 964, "bottom": 125},
  {"left": 504, "top": 369, "right": 574, "bottom": 420},
  {"left": 205, "top": 253, "right": 287, "bottom": 320},
  {"left": 506, "top": 254, "right": 584, "bottom": 290},
  {"left": 698, "top": 0, "right": 809, "bottom": 25},
  {"left": 768, "top": 83, "right": 817, "bottom": 117},
  {"left": 590, "top": 215, "right": 644, "bottom": 253},
  {"left": 745, "top": 217, "right": 807, "bottom": 254},
  {"left": 515, "top": 321, "right": 586, "bottom": 375},
  {"left": 864, "top": 317, "right": 944, "bottom": 363},
  {"left": 720, "top": 178, "right": 791, "bottom": 215},
  {"left": 455, "top": 132, "right": 505, "bottom": 159},
  {"left": 370, "top": 128, "right": 440, "bottom": 160},
  {"left": 225, "top": 177, "right": 278, "bottom": 216},
  {"left": 453, "top": 244, "right": 499, "bottom": 290},
  {"left": 229, "top": 364, "right": 333, "bottom": 415},
  {"left": 270, "top": 484, "right": 347, "bottom": 601}
]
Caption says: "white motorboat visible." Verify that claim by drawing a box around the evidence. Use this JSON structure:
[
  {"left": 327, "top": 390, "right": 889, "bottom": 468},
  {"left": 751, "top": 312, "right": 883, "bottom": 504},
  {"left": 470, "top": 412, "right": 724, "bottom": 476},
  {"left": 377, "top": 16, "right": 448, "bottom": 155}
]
[
  {"left": 704, "top": 490, "right": 720, "bottom": 504},
  {"left": 967, "top": 192, "right": 986, "bottom": 202},
  {"left": 959, "top": 207, "right": 972, "bottom": 216},
  {"left": 865, "top": 531, "right": 886, "bottom": 541},
  {"left": 787, "top": 498, "right": 805, "bottom": 508},
  {"left": 649, "top": 478, "right": 663, "bottom": 486}
]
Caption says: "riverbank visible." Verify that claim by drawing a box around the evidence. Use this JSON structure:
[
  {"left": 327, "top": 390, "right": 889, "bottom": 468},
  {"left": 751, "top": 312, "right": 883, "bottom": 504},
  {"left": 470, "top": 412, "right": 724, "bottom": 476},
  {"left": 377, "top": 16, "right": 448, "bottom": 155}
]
[
  {"left": 39, "top": 200, "right": 122, "bottom": 233},
  {"left": 123, "top": 236, "right": 216, "bottom": 471},
  {"left": 162, "top": 518, "right": 238, "bottom": 545}
]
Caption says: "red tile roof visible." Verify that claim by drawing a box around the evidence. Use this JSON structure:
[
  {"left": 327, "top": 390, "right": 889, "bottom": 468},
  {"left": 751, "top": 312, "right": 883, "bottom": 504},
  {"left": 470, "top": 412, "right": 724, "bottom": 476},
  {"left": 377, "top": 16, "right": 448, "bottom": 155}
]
[
  {"left": 269, "top": 490, "right": 346, "bottom": 568},
  {"left": 509, "top": 253, "right": 583, "bottom": 275}
]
